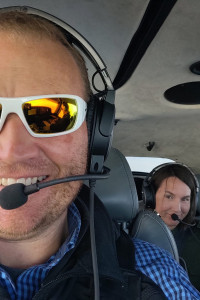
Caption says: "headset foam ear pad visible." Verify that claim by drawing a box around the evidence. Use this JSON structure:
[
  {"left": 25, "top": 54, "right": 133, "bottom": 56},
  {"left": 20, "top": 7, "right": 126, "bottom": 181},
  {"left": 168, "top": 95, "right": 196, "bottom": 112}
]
[{"left": 86, "top": 95, "right": 96, "bottom": 147}]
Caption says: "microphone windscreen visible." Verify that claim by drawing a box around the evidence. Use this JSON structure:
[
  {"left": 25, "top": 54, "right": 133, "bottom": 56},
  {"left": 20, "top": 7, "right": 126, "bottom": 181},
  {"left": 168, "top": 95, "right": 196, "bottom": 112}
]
[
  {"left": 171, "top": 213, "right": 179, "bottom": 221},
  {"left": 0, "top": 183, "right": 28, "bottom": 210}
]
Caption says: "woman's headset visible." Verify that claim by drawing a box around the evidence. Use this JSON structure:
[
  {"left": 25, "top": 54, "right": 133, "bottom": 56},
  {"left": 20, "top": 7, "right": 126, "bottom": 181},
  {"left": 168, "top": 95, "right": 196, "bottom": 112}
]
[
  {"left": 1, "top": 5, "right": 115, "bottom": 175},
  {"left": 142, "top": 162, "right": 199, "bottom": 209}
]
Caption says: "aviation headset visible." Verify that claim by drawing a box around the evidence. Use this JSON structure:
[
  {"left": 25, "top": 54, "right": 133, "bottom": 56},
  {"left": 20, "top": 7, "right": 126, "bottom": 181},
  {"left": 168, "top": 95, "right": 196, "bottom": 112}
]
[
  {"left": 142, "top": 162, "right": 199, "bottom": 209},
  {"left": 1, "top": 5, "right": 115, "bottom": 175}
]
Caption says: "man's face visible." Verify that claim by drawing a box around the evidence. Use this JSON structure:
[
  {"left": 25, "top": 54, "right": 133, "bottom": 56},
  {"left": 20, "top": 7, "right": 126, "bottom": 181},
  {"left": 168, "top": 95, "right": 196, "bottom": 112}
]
[{"left": 0, "top": 31, "right": 88, "bottom": 240}]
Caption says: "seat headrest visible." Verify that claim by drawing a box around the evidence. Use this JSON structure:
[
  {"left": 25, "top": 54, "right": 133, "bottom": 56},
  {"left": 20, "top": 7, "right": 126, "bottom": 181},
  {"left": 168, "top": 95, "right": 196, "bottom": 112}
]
[{"left": 92, "top": 148, "right": 139, "bottom": 223}]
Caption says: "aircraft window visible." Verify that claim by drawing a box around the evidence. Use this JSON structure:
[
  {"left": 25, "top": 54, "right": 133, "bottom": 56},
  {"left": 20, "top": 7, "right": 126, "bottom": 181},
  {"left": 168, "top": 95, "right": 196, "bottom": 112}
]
[{"left": 126, "top": 156, "right": 175, "bottom": 173}]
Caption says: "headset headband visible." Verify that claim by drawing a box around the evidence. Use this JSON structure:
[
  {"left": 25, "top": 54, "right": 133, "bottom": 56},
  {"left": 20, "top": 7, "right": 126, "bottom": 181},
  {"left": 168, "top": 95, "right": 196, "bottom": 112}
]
[
  {"left": 1, "top": 6, "right": 114, "bottom": 97},
  {"left": 149, "top": 162, "right": 199, "bottom": 191}
]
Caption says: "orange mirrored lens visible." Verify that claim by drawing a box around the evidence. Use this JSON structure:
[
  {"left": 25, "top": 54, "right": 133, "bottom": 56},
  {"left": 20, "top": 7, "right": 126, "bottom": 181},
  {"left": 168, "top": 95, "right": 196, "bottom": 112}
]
[{"left": 22, "top": 98, "right": 78, "bottom": 134}]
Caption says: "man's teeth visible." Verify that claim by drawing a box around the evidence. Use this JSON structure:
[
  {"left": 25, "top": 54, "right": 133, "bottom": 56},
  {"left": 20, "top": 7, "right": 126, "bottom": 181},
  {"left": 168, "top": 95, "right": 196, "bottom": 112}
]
[{"left": 0, "top": 176, "right": 47, "bottom": 186}]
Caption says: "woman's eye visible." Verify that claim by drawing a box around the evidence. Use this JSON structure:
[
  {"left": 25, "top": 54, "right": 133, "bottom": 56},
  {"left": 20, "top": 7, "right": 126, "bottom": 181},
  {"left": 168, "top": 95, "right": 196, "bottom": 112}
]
[
  {"left": 182, "top": 197, "right": 190, "bottom": 202},
  {"left": 165, "top": 194, "right": 173, "bottom": 200}
]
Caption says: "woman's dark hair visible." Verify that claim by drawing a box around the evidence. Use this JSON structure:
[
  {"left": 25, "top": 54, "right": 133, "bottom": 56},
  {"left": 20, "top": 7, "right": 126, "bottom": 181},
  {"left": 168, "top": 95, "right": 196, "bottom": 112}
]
[{"left": 151, "top": 164, "right": 198, "bottom": 230}]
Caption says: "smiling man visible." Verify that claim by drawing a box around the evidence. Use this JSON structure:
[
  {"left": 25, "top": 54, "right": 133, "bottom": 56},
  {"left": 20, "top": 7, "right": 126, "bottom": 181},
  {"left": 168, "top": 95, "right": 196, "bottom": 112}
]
[
  {"left": 0, "top": 19, "right": 88, "bottom": 250},
  {"left": 0, "top": 7, "right": 199, "bottom": 300}
]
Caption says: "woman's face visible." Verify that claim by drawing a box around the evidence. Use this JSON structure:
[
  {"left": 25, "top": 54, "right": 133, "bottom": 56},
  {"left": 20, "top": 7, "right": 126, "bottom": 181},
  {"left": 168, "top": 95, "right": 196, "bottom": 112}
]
[{"left": 155, "top": 176, "right": 191, "bottom": 230}]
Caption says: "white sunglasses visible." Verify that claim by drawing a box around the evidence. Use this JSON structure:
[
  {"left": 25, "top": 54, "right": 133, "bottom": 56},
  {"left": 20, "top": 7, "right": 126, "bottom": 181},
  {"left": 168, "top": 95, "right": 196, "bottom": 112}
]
[{"left": 0, "top": 94, "right": 87, "bottom": 137}]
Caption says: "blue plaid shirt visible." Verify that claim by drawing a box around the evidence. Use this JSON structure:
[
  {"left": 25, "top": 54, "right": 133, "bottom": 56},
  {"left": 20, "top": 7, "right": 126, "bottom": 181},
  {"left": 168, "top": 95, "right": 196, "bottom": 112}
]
[
  {"left": 134, "top": 238, "right": 200, "bottom": 300},
  {"left": 0, "top": 203, "right": 200, "bottom": 300}
]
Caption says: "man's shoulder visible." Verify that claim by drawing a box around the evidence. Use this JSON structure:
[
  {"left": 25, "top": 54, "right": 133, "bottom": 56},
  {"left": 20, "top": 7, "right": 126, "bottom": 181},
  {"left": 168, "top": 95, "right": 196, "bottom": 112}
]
[
  {"left": 133, "top": 238, "right": 172, "bottom": 258},
  {"left": 133, "top": 237, "right": 181, "bottom": 270}
]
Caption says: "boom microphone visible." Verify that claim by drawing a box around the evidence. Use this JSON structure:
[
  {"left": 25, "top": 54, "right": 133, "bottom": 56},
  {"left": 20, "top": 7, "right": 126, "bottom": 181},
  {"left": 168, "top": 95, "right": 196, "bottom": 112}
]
[
  {"left": 171, "top": 213, "right": 196, "bottom": 227},
  {"left": 0, "top": 168, "right": 110, "bottom": 210}
]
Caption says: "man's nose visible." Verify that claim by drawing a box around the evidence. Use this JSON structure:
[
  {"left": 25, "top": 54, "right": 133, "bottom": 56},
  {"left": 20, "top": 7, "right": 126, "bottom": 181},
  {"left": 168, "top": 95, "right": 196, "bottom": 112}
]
[{"left": 0, "top": 114, "right": 40, "bottom": 162}]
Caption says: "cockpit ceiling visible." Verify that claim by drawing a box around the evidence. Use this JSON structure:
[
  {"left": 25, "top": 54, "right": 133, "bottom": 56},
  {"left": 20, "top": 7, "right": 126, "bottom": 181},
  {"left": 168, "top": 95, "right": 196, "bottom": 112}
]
[{"left": 0, "top": 0, "right": 200, "bottom": 172}]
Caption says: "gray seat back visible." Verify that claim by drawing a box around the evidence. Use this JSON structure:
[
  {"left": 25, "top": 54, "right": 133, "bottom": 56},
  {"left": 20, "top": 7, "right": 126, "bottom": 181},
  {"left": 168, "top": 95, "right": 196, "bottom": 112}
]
[
  {"left": 131, "top": 210, "right": 179, "bottom": 262},
  {"left": 93, "top": 147, "right": 179, "bottom": 261},
  {"left": 93, "top": 148, "right": 138, "bottom": 230}
]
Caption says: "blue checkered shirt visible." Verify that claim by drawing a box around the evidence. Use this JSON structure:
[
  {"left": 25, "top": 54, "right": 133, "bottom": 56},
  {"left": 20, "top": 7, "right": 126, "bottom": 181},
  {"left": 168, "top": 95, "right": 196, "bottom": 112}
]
[
  {"left": 133, "top": 238, "right": 200, "bottom": 300},
  {"left": 0, "top": 203, "right": 199, "bottom": 300}
]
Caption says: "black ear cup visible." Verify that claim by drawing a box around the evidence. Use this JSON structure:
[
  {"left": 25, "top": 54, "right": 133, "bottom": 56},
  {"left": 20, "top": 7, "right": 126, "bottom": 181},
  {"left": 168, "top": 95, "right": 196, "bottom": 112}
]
[
  {"left": 88, "top": 91, "right": 115, "bottom": 173},
  {"left": 86, "top": 94, "right": 96, "bottom": 145},
  {"left": 142, "top": 178, "right": 156, "bottom": 209}
]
